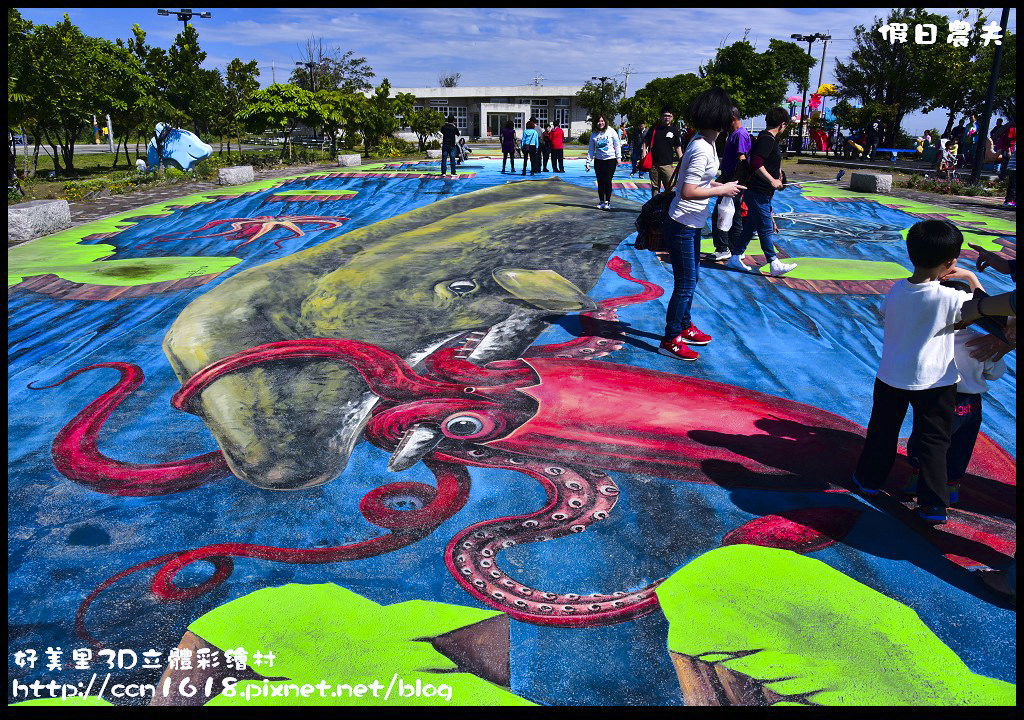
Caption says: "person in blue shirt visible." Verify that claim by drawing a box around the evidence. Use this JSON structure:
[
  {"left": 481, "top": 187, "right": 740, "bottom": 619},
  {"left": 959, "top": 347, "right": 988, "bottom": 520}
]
[{"left": 521, "top": 119, "right": 540, "bottom": 176}]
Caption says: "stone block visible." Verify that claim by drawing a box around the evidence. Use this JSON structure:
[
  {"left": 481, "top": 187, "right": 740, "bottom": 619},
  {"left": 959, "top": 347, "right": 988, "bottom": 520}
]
[
  {"left": 8, "top": 199, "right": 71, "bottom": 245},
  {"left": 426, "top": 149, "right": 442, "bottom": 158},
  {"left": 850, "top": 172, "right": 893, "bottom": 194},
  {"left": 337, "top": 154, "right": 362, "bottom": 167},
  {"left": 218, "top": 165, "right": 255, "bottom": 186}
]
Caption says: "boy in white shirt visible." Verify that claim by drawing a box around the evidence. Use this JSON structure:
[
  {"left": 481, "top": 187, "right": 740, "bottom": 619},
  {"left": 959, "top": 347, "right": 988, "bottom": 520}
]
[{"left": 852, "top": 220, "right": 982, "bottom": 524}]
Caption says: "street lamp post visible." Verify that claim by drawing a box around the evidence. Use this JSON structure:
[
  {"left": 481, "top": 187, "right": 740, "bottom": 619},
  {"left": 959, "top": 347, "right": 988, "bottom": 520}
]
[
  {"left": 791, "top": 33, "right": 828, "bottom": 155},
  {"left": 157, "top": 8, "right": 212, "bottom": 33}
]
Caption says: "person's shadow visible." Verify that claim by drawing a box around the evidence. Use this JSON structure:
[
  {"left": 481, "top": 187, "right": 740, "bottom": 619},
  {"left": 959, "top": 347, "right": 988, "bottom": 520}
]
[{"left": 540, "top": 313, "right": 663, "bottom": 354}]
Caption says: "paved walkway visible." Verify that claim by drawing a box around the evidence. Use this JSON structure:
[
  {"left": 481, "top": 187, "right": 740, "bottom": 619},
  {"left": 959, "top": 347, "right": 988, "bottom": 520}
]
[{"left": 67, "top": 161, "right": 338, "bottom": 226}]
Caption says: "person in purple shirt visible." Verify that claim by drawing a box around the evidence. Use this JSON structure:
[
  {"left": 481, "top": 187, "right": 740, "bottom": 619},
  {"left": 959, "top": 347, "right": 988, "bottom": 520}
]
[
  {"left": 711, "top": 107, "right": 751, "bottom": 260},
  {"left": 500, "top": 120, "right": 517, "bottom": 173}
]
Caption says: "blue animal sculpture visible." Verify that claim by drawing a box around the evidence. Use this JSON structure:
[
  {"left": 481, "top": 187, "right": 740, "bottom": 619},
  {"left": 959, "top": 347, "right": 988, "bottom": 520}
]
[{"left": 147, "top": 123, "right": 213, "bottom": 171}]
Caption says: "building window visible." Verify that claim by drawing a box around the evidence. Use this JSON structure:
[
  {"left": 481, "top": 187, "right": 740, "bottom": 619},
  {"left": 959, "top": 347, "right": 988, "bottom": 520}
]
[
  {"left": 514, "top": 114, "right": 523, "bottom": 130},
  {"left": 531, "top": 106, "right": 548, "bottom": 125},
  {"left": 490, "top": 97, "right": 508, "bottom": 103},
  {"left": 429, "top": 99, "right": 448, "bottom": 106},
  {"left": 451, "top": 106, "right": 468, "bottom": 131},
  {"left": 532, "top": 98, "right": 548, "bottom": 106},
  {"left": 554, "top": 107, "right": 570, "bottom": 130},
  {"left": 554, "top": 97, "right": 570, "bottom": 106}
]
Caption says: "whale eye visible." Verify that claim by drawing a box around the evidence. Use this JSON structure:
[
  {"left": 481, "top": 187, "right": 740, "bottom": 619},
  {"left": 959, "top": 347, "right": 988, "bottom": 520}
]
[
  {"left": 447, "top": 279, "right": 478, "bottom": 296},
  {"left": 445, "top": 415, "right": 484, "bottom": 436}
]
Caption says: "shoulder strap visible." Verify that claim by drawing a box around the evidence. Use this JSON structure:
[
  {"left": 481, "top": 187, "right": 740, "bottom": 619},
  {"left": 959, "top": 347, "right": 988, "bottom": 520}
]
[{"left": 648, "top": 125, "right": 657, "bottom": 149}]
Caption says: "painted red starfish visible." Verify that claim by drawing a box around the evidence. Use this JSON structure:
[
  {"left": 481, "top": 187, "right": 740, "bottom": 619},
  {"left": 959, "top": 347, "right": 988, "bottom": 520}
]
[{"left": 145, "top": 215, "right": 348, "bottom": 252}]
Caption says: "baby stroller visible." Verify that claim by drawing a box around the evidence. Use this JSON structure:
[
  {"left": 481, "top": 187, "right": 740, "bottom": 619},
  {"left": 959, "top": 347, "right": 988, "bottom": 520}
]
[{"left": 620, "top": 141, "right": 631, "bottom": 163}]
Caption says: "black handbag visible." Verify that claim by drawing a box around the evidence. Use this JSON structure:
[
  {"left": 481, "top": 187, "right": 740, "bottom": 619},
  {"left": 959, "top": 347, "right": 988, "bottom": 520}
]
[{"left": 634, "top": 155, "right": 685, "bottom": 252}]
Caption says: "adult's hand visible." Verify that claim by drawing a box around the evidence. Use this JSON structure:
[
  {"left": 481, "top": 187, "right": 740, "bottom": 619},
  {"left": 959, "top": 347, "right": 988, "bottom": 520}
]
[
  {"left": 771, "top": 177, "right": 784, "bottom": 190},
  {"left": 720, "top": 181, "right": 745, "bottom": 197},
  {"left": 966, "top": 333, "right": 1015, "bottom": 362},
  {"left": 968, "top": 243, "right": 1013, "bottom": 275}
]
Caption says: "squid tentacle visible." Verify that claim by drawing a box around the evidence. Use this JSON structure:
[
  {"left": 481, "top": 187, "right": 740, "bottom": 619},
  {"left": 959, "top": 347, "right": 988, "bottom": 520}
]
[
  {"left": 440, "top": 447, "right": 661, "bottom": 627},
  {"left": 75, "top": 458, "right": 472, "bottom": 647},
  {"left": 32, "top": 363, "right": 227, "bottom": 496}
]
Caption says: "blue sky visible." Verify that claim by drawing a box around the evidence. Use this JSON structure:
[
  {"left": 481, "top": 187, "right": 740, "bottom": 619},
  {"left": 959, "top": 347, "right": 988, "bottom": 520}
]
[{"left": 16, "top": 7, "right": 1018, "bottom": 134}]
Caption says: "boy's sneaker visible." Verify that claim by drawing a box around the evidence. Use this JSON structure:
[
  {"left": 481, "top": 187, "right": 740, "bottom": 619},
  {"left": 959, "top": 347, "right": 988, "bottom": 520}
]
[
  {"left": 768, "top": 259, "right": 798, "bottom": 276},
  {"left": 851, "top": 473, "right": 881, "bottom": 496},
  {"left": 658, "top": 336, "right": 699, "bottom": 361},
  {"left": 597, "top": 202, "right": 606, "bottom": 210},
  {"left": 917, "top": 505, "right": 948, "bottom": 524},
  {"left": 726, "top": 255, "right": 749, "bottom": 273},
  {"left": 714, "top": 250, "right": 733, "bottom": 261},
  {"left": 605, "top": 201, "right": 613, "bottom": 211},
  {"left": 680, "top": 324, "right": 712, "bottom": 345}
]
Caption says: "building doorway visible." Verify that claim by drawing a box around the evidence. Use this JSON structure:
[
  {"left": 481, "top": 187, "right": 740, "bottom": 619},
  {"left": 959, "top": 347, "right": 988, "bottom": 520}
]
[{"left": 487, "top": 113, "right": 524, "bottom": 137}]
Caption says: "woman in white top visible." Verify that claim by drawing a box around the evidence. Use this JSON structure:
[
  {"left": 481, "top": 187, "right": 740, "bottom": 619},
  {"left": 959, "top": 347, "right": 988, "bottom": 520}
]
[
  {"left": 585, "top": 115, "right": 621, "bottom": 210},
  {"left": 659, "top": 88, "right": 744, "bottom": 362}
]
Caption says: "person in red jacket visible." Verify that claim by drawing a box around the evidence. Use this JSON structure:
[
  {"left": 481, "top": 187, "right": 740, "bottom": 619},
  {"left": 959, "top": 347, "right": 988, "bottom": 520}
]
[{"left": 549, "top": 123, "right": 565, "bottom": 173}]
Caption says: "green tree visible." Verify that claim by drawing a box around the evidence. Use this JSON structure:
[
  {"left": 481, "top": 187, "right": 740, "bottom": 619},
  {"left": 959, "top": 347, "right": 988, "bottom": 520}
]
[
  {"left": 968, "top": 30, "right": 1016, "bottom": 121},
  {"left": 8, "top": 8, "right": 34, "bottom": 183},
  {"left": 289, "top": 35, "right": 375, "bottom": 93},
  {"left": 834, "top": 8, "right": 951, "bottom": 148},
  {"left": 438, "top": 72, "right": 461, "bottom": 87},
  {"left": 358, "top": 79, "right": 415, "bottom": 157},
  {"left": 575, "top": 78, "right": 625, "bottom": 127},
  {"left": 167, "top": 24, "right": 208, "bottom": 133},
  {"left": 122, "top": 24, "right": 177, "bottom": 158},
  {"left": 699, "top": 39, "right": 816, "bottom": 119},
  {"left": 621, "top": 74, "right": 706, "bottom": 127},
  {"left": 408, "top": 106, "right": 445, "bottom": 151},
  {"left": 237, "top": 83, "right": 321, "bottom": 159},
  {"left": 918, "top": 10, "right": 991, "bottom": 135},
  {"left": 225, "top": 58, "right": 261, "bottom": 157},
  {"left": 22, "top": 14, "right": 111, "bottom": 174},
  {"left": 310, "top": 89, "right": 366, "bottom": 156},
  {"left": 98, "top": 39, "right": 155, "bottom": 168}
]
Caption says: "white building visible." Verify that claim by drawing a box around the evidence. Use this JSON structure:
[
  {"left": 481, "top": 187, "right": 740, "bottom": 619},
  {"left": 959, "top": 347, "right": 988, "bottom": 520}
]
[{"left": 386, "top": 85, "right": 592, "bottom": 140}]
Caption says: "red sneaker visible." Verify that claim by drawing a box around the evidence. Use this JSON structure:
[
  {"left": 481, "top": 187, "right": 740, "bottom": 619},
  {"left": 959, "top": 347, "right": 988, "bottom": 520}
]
[
  {"left": 680, "top": 324, "right": 711, "bottom": 345},
  {"left": 659, "top": 336, "right": 698, "bottom": 361}
]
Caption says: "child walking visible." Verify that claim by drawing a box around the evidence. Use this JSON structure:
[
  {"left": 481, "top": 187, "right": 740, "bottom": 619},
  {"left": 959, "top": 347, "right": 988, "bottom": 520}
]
[
  {"left": 852, "top": 220, "right": 981, "bottom": 524},
  {"left": 904, "top": 282, "right": 1006, "bottom": 504}
]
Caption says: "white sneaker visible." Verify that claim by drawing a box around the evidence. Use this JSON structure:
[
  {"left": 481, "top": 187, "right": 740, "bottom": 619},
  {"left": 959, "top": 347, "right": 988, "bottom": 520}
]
[
  {"left": 714, "top": 250, "right": 732, "bottom": 261},
  {"left": 726, "top": 255, "right": 749, "bottom": 273},
  {"left": 597, "top": 202, "right": 606, "bottom": 209},
  {"left": 768, "top": 259, "right": 798, "bottom": 276},
  {"left": 604, "top": 202, "right": 612, "bottom": 211}
]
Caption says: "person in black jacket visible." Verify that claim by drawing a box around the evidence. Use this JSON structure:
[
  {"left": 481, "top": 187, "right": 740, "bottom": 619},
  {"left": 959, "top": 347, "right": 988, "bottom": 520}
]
[{"left": 440, "top": 115, "right": 459, "bottom": 178}]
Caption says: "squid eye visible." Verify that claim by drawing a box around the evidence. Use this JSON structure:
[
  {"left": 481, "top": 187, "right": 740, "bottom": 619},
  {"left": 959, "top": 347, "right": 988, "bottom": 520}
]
[
  {"left": 447, "top": 279, "right": 477, "bottom": 296},
  {"left": 445, "top": 415, "right": 484, "bottom": 436}
]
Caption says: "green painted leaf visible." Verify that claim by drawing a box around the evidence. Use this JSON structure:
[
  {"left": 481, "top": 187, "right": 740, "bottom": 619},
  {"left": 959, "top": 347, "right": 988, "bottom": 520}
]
[
  {"left": 190, "top": 583, "right": 534, "bottom": 706},
  {"left": 755, "top": 257, "right": 909, "bottom": 281},
  {"left": 657, "top": 545, "right": 1015, "bottom": 706}
]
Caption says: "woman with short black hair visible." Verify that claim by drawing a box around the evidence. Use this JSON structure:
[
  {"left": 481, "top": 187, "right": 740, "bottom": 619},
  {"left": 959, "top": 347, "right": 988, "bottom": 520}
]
[{"left": 659, "top": 88, "right": 744, "bottom": 362}]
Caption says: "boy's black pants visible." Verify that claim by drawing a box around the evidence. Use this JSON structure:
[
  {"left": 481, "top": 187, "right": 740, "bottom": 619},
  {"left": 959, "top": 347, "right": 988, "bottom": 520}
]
[{"left": 854, "top": 378, "right": 956, "bottom": 508}]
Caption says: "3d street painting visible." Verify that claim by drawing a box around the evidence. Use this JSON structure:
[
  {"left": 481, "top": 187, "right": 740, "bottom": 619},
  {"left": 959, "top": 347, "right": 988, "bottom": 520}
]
[{"left": 8, "top": 158, "right": 1016, "bottom": 706}]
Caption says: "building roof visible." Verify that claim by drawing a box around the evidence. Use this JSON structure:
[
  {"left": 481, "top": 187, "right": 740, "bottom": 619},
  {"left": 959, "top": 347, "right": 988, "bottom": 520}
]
[{"left": 382, "top": 85, "right": 583, "bottom": 99}]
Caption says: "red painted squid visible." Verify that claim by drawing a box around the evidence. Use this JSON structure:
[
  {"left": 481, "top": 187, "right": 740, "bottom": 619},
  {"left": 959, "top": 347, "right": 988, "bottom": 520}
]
[{"left": 37, "top": 257, "right": 1016, "bottom": 640}]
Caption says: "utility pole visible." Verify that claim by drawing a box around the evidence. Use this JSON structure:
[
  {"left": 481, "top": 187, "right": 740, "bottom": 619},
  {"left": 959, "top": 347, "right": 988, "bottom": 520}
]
[
  {"left": 272, "top": 59, "right": 276, "bottom": 84},
  {"left": 157, "top": 8, "right": 212, "bottom": 33},
  {"left": 816, "top": 32, "right": 831, "bottom": 91},
  {"left": 971, "top": 7, "right": 1010, "bottom": 185},
  {"left": 619, "top": 64, "right": 633, "bottom": 99},
  {"left": 791, "top": 33, "right": 828, "bottom": 155}
]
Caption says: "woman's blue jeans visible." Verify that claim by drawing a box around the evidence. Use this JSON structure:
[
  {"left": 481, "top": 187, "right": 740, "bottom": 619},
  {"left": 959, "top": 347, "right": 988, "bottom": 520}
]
[
  {"left": 663, "top": 215, "right": 701, "bottom": 341},
  {"left": 729, "top": 188, "right": 778, "bottom": 262}
]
